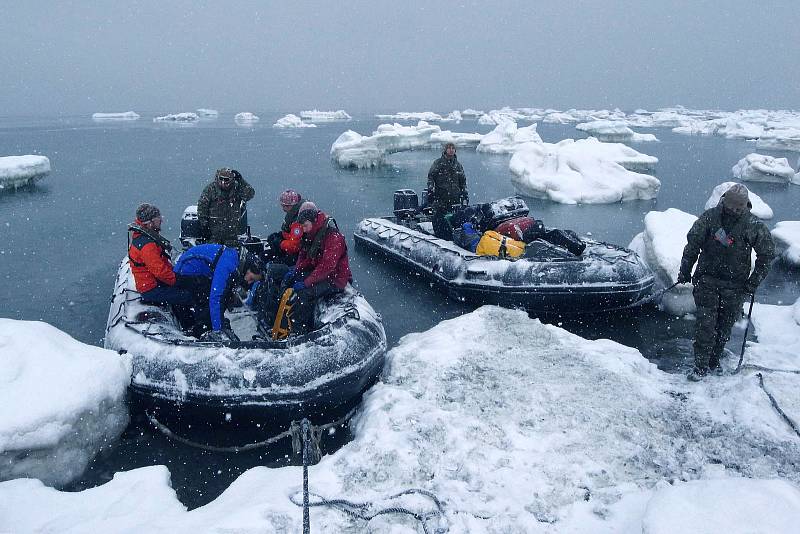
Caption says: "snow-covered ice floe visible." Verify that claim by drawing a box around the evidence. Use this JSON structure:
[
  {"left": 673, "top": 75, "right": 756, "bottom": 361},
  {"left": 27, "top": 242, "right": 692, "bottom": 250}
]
[
  {"left": 576, "top": 120, "right": 659, "bottom": 143},
  {"left": 330, "top": 121, "right": 481, "bottom": 168},
  {"left": 153, "top": 112, "right": 200, "bottom": 123},
  {"left": 628, "top": 208, "right": 697, "bottom": 315},
  {"left": 195, "top": 108, "right": 218, "bottom": 118},
  {"left": 705, "top": 181, "right": 773, "bottom": 219},
  {"left": 756, "top": 128, "right": 800, "bottom": 152},
  {"left": 299, "top": 109, "right": 351, "bottom": 121},
  {"left": 732, "top": 153, "right": 795, "bottom": 183},
  {"left": 0, "top": 320, "right": 130, "bottom": 487},
  {"left": 476, "top": 120, "right": 542, "bottom": 154},
  {"left": 272, "top": 113, "right": 316, "bottom": 128},
  {"left": 509, "top": 137, "right": 660, "bottom": 204},
  {"left": 91, "top": 111, "right": 140, "bottom": 121},
  {"left": 375, "top": 111, "right": 446, "bottom": 122},
  {"left": 0, "top": 155, "right": 51, "bottom": 190},
  {"left": 234, "top": 112, "right": 260, "bottom": 124},
  {"left": 771, "top": 221, "right": 800, "bottom": 266},
  {"left": 3, "top": 306, "right": 800, "bottom": 532}
]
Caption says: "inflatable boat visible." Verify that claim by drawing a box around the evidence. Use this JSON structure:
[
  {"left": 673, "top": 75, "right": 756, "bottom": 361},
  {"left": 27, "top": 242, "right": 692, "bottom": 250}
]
[
  {"left": 354, "top": 193, "right": 655, "bottom": 314},
  {"left": 105, "top": 224, "right": 386, "bottom": 441}
]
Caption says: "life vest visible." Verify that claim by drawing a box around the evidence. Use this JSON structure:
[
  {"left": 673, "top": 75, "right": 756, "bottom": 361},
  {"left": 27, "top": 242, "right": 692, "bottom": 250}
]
[{"left": 476, "top": 230, "right": 526, "bottom": 258}]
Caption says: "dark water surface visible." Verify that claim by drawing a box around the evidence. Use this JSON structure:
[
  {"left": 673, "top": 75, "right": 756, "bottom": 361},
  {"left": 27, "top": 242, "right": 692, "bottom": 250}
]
[{"left": 1, "top": 112, "right": 798, "bottom": 506}]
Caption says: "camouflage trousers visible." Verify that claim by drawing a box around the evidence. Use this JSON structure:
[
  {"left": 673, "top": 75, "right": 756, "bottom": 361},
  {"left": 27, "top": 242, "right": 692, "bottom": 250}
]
[{"left": 692, "top": 279, "right": 746, "bottom": 370}]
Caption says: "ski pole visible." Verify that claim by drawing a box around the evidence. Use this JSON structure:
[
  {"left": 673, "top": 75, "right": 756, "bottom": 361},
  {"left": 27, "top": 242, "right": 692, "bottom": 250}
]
[{"left": 736, "top": 293, "right": 756, "bottom": 373}]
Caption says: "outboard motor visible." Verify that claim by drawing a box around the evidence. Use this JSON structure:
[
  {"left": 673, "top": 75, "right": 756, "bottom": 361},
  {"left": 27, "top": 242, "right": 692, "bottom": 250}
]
[
  {"left": 393, "top": 189, "right": 419, "bottom": 219},
  {"left": 180, "top": 205, "right": 202, "bottom": 249}
]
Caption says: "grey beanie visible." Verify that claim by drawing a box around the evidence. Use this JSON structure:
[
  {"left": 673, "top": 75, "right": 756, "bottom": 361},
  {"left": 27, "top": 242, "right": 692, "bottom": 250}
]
[
  {"left": 136, "top": 203, "right": 161, "bottom": 222},
  {"left": 721, "top": 183, "right": 749, "bottom": 211}
]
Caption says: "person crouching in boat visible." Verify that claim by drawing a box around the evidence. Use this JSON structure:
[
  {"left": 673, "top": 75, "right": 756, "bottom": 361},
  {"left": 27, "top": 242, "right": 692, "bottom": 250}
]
[
  {"left": 128, "top": 203, "right": 195, "bottom": 331},
  {"left": 173, "top": 244, "right": 259, "bottom": 342},
  {"left": 264, "top": 189, "right": 306, "bottom": 266},
  {"left": 281, "top": 206, "right": 352, "bottom": 335}
]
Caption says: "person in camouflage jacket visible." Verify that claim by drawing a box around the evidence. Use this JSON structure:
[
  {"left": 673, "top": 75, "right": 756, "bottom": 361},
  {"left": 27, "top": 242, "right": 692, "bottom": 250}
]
[
  {"left": 426, "top": 142, "right": 468, "bottom": 240},
  {"left": 677, "top": 183, "right": 775, "bottom": 381},
  {"left": 197, "top": 168, "right": 255, "bottom": 246}
]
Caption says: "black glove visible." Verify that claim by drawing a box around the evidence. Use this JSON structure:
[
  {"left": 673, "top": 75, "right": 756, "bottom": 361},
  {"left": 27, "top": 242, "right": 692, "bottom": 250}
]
[{"left": 676, "top": 271, "right": 691, "bottom": 284}]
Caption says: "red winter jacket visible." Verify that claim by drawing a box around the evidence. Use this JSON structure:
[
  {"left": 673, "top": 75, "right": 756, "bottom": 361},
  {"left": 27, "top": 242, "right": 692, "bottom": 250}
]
[
  {"left": 295, "top": 212, "right": 352, "bottom": 289},
  {"left": 280, "top": 221, "right": 303, "bottom": 255},
  {"left": 128, "top": 220, "right": 176, "bottom": 293}
]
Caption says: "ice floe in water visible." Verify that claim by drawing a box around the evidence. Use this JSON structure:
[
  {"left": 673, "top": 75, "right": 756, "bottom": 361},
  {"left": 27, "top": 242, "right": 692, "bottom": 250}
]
[
  {"left": 91, "top": 111, "right": 140, "bottom": 120},
  {"left": 195, "top": 108, "right": 218, "bottom": 118},
  {"left": 234, "top": 112, "right": 260, "bottom": 124},
  {"left": 0, "top": 155, "right": 51, "bottom": 190},
  {"left": 273, "top": 114, "right": 316, "bottom": 128},
  {"left": 0, "top": 320, "right": 130, "bottom": 487},
  {"left": 628, "top": 208, "right": 697, "bottom": 316},
  {"left": 476, "top": 120, "right": 542, "bottom": 154},
  {"left": 771, "top": 221, "right": 800, "bottom": 266},
  {"left": 509, "top": 138, "right": 659, "bottom": 204},
  {"left": 576, "top": 120, "right": 659, "bottom": 143},
  {"left": 3, "top": 306, "right": 800, "bottom": 532},
  {"left": 299, "top": 109, "right": 351, "bottom": 121},
  {"left": 331, "top": 121, "right": 481, "bottom": 168},
  {"left": 375, "top": 111, "right": 445, "bottom": 122},
  {"left": 732, "top": 153, "right": 795, "bottom": 183},
  {"left": 153, "top": 112, "right": 199, "bottom": 123},
  {"left": 705, "top": 181, "right": 773, "bottom": 219}
]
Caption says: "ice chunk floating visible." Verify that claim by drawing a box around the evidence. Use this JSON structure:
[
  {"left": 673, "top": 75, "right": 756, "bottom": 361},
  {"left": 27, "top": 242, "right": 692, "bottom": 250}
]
[
  {"left": 732, "top": 153, "right": 795, "bottom": 183},
  {"left": 0, "top": 155, "right": 51, "bottom": 190},
  {"left": 476, "top": 120, "right": 542, "bottom": 154},
  {"left": 300, "top": 109, "right": 351, "bottom": 121},
  {"left": 234, "top": 112, "right": 260, "bottom": 124},
  {"left": 705, "top": 181, "right": 773, "bottom": 219},
  {"left": 273, "top": 114, "right": 316, "bottom": 128},
  {"left": 91, "top": 111, "right": 140, "bottom": 120},
  {"left": 576, "top": 120, "right": 659, "bottom": 143},
  {"left": 153, "top": 112, "right": 199, "bottom": 123},
  {"left": 771, "top": 221, "right": 800, "bottom": 266},
  {"left": 0, "top": 320, "right": 130, "bottom": 487}
]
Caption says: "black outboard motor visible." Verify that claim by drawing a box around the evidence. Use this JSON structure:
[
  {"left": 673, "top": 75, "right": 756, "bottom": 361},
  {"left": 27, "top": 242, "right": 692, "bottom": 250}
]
[
  {"left": 180, "top": 205, "right": 203, "bottom": 249},
  {"left": 393, "top": 189, "right": 419, "bottom": 219}
]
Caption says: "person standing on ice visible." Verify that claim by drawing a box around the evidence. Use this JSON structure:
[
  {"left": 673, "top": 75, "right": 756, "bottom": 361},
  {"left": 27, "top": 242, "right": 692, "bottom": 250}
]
[
  {"left": 426, "top": 142, "right": 468, "bottom": 240},
  {"left": 197, "top": 167, "right": 255, "bottom": 246},
  {"left": 128, "top": 203, "right": 195, "bottom": 330},
  {"left": 677, "top": 183, "right": 774, "bottom": 381}
]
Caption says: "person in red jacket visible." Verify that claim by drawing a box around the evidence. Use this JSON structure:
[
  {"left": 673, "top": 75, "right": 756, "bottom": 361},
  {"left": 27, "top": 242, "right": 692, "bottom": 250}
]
[
  {"left": 128, "top": 203, "right": 195, "bottom": 329},
  {"left": 283, "top": 206, "right": 352, "bottom": 334}
]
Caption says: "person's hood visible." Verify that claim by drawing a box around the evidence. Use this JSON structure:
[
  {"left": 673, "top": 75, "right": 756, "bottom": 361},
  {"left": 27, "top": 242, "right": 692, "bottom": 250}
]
[{"left": 441, "top": 150, "right": 458, "bottom": 160}]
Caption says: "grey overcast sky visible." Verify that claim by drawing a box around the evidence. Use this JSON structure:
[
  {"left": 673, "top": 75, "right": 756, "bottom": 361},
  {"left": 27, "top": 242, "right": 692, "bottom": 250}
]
[{"left": 1, "top": 0, "right": 798, "bottom": 116}]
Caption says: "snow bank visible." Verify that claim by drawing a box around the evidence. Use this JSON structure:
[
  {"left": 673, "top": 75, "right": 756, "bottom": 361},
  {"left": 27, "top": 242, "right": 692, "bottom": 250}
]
[
  {"left": 509, "top": 138, "right": 660, "bottom": 204},
  {"left": 0, "top": 320, "right": 130, "bottom": 487},
  {"left": 234, "top": 112, "right": 259, "bottom": 124},
  {"left": 732, "top": 153, "right": 795, "bottom": 183},
  {"left": 299, "top": 109, "right": 351, "bottom": 121},
  {"left": 195, "top": 108, "right": 218, "bottom": 117},
  {"left": 273, "top": 114, "right": 316, "bottom": 128},
  {"left": 331, "top": 121, "right": 480, "bottom": 168},
  {"left": 704, "top": 181, "right": 773, "bottom": 219},
  {"left": 576, "top": 120, "right": 659, "bottom": 143},
  {"left": 772, "top": 221, "right": 800, "bottom": 265},
  {"left": 4, "top": 306, "right": 800, "bottom": 532},
  {"left": 153, "top": 112, "right": 199, "bottom": 123},
  {"left": 91, "top": 111, "right": 140, "bottom": 120},
  {"left": 628, "top": 208, "right": 697, "bottom": 315},
  {"left": 476, "top": 120, "right": 542, "bottom": 154},
  {"left": 0, "top": 155, "right": 51, "bottom": 189}
]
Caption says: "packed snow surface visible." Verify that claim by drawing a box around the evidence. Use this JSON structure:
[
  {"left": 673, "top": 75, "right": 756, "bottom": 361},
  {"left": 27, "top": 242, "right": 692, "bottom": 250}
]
[
  {"left": 272, "top": 114, "right": 316, "bottom": 128},
  {"left": 299, "top": 109, "right": 351, "bottom": 121},
  {"left": 732, "top": 153, "right": 795, "bottom": 183},
  {"left": 331, "top": 121, "right": 481, "bottom": 168},
  {"left": 576, "top": 120, "right": 659, "bottom": 143},
  {"left": 628, "top": 209, "right": 697, "bottom": 315},
  {"left": 0, "top": 155, "right": 51, "bottom": 189},
  {"left": 509, "top": 138, "right": 660, "bottom": 204},
  {"left": 195, "top": 108, "right": 218, "bottom": 117},
  {"left": 3, "top": 306, "right": 800, "bottom": 532},
  {"left": 234, "top": 112, "right": 259, "bottom": 124},
  {"left": 0, "top": 320, "right": 130, "bottom": 487},
  {"left": 153, "top": 113, "right": 199, "bottom": 123},
  {"left": 91, "top": 111, "right": 140, "bottom": 120},
  {"left": 705, "top": 181, "right": 773, "bottom": 219},
  {"left": 476, "top": 120, "right": 543, "bottom": 154},
  {"left": 771, "top": 221, "right": 800, "bottom": 265}
]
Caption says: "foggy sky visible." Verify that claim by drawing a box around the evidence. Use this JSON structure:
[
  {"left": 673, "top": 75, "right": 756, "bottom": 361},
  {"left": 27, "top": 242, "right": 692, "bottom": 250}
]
[{"left": 2, "top": 0, "right": 798, "bottom": 116}]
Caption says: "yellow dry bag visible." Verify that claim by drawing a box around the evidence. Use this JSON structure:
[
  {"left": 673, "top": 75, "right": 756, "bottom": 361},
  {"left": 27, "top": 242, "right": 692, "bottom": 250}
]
[{"left": 476, "top": 230, "right": 525, "bottom": 258}]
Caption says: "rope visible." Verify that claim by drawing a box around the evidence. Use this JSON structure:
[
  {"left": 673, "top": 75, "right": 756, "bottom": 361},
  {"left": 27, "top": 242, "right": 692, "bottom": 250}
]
[
  {"left": 735, "top": 293, "right": 756, "bottom": 373},
  {"left": 756, "top": 373, "right": 800, "bottom": 439},
  {"left": 290, "top": 488, "right": 448, "bottom": 534},
  {"left": 738, "top": 364, "right": 800, "bottom": 375},
  {"left": 146, "top": 406, "right": 357, "bottom": 453},
  {"left": 302, "top": 419, "right": 312, "bottom": 534}
]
